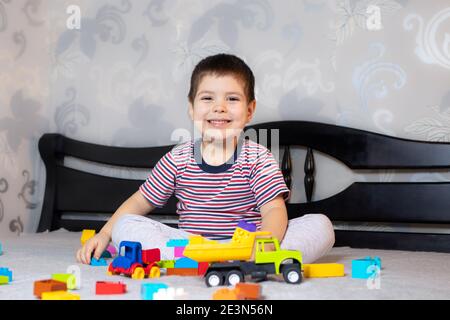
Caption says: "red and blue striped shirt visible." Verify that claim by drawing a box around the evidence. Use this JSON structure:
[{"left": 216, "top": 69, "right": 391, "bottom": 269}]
[{"left": 139, "top": 139, "right": 290, "bottom": 240}]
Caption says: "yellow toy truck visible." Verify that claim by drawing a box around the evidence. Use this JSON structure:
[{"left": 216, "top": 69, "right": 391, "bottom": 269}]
[{"left": 183, "top": 224, "right": 303, "bottom": 287}]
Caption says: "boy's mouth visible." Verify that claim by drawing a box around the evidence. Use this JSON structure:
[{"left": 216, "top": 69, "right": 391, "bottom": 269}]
[{"left": 207, "top": 119, "right": 232, "bottom": 127}]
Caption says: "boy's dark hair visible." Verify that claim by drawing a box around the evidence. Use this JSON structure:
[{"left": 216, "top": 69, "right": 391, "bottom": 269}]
[{"left": 188, "top": 53, "right": 255, "bottom": 104}]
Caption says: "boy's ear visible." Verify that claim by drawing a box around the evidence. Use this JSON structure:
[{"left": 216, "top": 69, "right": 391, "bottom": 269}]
[
  {"left": 246, "top": 100, "right": 256, "bottom": 123},
  {"left": 188, "top": 102, "right": 194, "bottom": 120}
]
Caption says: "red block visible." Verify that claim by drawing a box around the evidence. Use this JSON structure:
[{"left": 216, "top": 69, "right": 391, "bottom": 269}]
[
  {"left": 95, "top": 281, "right": 127, "bottom": 295},
  {"left": 198, "top": 262, "right": 209, "bottom": 276}
]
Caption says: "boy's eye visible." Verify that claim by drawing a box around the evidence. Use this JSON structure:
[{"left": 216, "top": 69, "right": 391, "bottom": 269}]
[
  {"left": 228, "top": 96, "right": 240, "bottom": 101},
  {"left": 201, "top": 96, "right": 213, "bottom": 101}
]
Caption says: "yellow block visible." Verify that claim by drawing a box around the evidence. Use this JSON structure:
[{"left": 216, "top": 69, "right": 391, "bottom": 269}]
[
  {"left": 41, "top": 291, "right": 80, "bottom": 300},
  {"left": 302, "top": 263, "right": 345, "bottom": 278},
  {"left": 80, "top": 229, "right": 96, "bottom": 245}
]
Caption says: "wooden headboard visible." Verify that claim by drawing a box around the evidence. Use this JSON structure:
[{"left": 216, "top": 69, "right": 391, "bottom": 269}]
[{"left": 37, "top": 121, "right": 450, "bottom": 253}]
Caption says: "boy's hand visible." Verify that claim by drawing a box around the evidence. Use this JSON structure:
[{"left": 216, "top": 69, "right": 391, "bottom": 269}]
[{"left": 76, "top": 232, "right": 111, "bottom": 265}]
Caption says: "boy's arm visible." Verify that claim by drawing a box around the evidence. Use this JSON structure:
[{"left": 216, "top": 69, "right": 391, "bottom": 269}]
[
  {"left": 99, "top": 190, "right": 155, "bottom": 239},
  {"left": 259, "top": 195, "right": 288, "bottom": 244}
]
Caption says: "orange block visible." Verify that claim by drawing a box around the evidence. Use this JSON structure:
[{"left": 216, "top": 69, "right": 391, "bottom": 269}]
[
  {"left": 166, "top": 268, "right": 199, "bottom": 276},
  {"left": 212, "top": 288, "right": 243, "bottom": 300},
  {"left": 34, "top": 279, "right": 67, "bottom": 299},
  {"left": 235, "top": 283, "right": 261, "bottom": 300}
]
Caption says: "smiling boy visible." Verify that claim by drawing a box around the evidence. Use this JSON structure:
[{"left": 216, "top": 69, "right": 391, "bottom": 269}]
[{"left": 77, "top": 53, "right": 335, "bottom": 264}]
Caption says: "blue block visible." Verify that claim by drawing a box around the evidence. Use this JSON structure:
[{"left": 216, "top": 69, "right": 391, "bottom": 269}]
[
  {"left": 166, "top": 239, "right": 189, "bottom": 247},
  {"left": 90, "top": 258, "right": 108, "bottom": 266},
  {"left": 237, "top": 220, "right": 257, "bottom": 232},
  {"left": 0, "top": 268, "right": 12, "bottom": 282},
  {"left": 352, "top": 256, "right": 381, "bottom": 279},
  {"left": 141, "top": 283, "right": 168, "bottom": 300},
  {"left": 175, "top": 257, "right": 198, "bottom": 268}
]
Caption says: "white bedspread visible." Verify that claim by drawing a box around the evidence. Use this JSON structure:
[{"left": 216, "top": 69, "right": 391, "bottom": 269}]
[{"left": 1, "top": 229, "right": 449, "bottom": 300}]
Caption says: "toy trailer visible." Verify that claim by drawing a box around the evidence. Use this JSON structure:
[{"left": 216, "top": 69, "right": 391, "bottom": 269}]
[{"left": 108, "top": 241, "right": 161, "bottom": 279}]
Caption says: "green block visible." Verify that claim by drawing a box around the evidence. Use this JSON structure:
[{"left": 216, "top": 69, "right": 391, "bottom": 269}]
[
  {"left": 0, "top": 275, "right": 9, "bottom": 285},
  {"left": 157, "top": 260, "right": 175, "bottom": 268},
  {"left": 52, "top": 273, "right": 77, "bottom": 290}
]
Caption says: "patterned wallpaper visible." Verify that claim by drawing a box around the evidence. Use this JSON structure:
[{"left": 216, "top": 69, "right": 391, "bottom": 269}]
[{"left": 0, "top": 0, "right": 449, "bottom": 235}]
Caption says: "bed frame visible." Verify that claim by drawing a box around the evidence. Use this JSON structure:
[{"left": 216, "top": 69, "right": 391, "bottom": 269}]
[{"left": 37, "top": 121, "right": 450, "bottom": 253}]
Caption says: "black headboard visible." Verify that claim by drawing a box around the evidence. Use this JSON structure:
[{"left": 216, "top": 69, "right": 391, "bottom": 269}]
[{"left": 37, "top": 121, "right": 450, "bottom": 253}]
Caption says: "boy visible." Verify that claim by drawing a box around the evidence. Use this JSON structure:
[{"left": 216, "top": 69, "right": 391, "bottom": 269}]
[{"left": 77, "top": 53, "right": 334, "bottom": 264}]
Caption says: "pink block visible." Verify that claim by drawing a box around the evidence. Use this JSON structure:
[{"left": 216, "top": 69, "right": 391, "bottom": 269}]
[
  {"left": 107, "top": 244, "right": 117, "bottom": 256},
  {"left": 174, "top": 247, "right": 185, "bottom": 258}
]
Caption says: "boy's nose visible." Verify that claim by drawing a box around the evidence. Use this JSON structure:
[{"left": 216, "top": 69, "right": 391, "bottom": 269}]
[{"left": 212, "top": 102, "right": 227, "bottom": 113}]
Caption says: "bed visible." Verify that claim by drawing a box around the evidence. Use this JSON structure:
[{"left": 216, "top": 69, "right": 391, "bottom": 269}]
[{"left": 2, "top": 120, "right": 450, "bottom": 300}]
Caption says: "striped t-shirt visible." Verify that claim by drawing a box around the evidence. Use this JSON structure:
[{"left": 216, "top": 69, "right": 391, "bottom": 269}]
[{"left": 139, "top": 138, "right": 290, "bottom": 240}]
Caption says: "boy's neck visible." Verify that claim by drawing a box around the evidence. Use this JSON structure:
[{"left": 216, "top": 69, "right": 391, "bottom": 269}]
[{"left": 201, "top": 137, "right": 238, "bottom": 166}]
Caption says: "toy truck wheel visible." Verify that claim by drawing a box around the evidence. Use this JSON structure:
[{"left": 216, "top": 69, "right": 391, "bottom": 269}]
[
  {"left": 282, "top": 265, "right": 302, "bottom": 284},
  {"left": 149, "top": 266, "right": 160, "bottom": 278},
  {"left": 132, "top": 267, "right": 145, "bottom": 279},
  {"left": 205, "top": 271, "right": 224, "bottom": 287},
  {"left": 225, "top": 270, "right": 244, "bottom": 286},
  {"left": 107, "top": 264, "right": 115, "bottom": 276}
]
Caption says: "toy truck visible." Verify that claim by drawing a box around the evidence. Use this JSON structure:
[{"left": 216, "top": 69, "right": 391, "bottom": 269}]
[
  {"left": 107, "top": 241, "right": 161, "bottom": 279},
  {"left": 183, "top": 226, "right": 302, "bottom": 287}
]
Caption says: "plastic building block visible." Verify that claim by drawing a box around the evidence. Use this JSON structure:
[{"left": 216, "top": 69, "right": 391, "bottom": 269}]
[
  {"left": 153, "top": 287, "right": 186, "bottom": 300},
  {"left": 108, "top": 241, "right": 160, "bottom": 279},
  {"left": 34, "top": 279, "right": 67, "bottom": 299},
  {"left": 106, "top": 244, "right": 117, "bottom": 256},
  {"left": 0, "top": 275, "right": 9, "bottom": 285},
  {"left": 141, "top": 283, "right": 168, "bottom": 300},
  {"left": 174, "top": 247, "right": 185, "bottom": 258},
  {"left": 95, "top": 281, "right": 127, "bottom": 295},
  {"left": 166, "top": 268, "right": 199, "bottom": 276},
  {"left": 166, "top": 239, "right": 189, "bottom": 247},
  {"left": 80, "top": 229, "right": 96, "bottom": 245},
  {"left": 157, "top": 260, "right": 175, "bottom": 269},
  {"left": 237, "top": 220, "right": 257, "bottom": 232},
  {"left": 175, "top": 257, "right": 198, "bottom": 268},
  {"left": 65, "top": 265, "right": 81, "bottom": 289},
  {"left": 213, "top": 283, "right": 261, "bottom": 300},
  {"left": 90, "top": 257, "right": 108, "bottom": 266},
  {"left": 235, "top": 283, "right": 261, "bottom": 300},
  {"left": 51, "top": 274, "right": 77, "bottom": 290},
  {"left": 213, "top": 288, "right": 243, "bottom": 300},
  {"left": 197, "top": 262, "right": 209, "bottom": 276},
  {"left": 302, "top": 263, "right": 345, "bottom": 278},
  {"left": 41, "top": 291, "right": 80, "bottom": 300},
  {"left": 0, "top": 268, "right": 12, "bottom": 282},
  {"left": 352, "top": 256, "right": 382, "bottom": 279}
]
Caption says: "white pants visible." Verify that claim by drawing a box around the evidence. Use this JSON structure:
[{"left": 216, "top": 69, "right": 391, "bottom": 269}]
[{"left": 111, "top": 213, "right": 335, "bottom": 264}]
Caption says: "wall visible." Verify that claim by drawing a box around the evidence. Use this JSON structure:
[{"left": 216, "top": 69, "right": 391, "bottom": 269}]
[{"left": 0, "top": 0, "right": 449, "bottom": 235}]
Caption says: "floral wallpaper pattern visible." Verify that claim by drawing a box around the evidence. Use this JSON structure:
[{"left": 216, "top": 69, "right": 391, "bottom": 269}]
[{"left": 0, "top": 0, "right": 449, "bottom": 235}]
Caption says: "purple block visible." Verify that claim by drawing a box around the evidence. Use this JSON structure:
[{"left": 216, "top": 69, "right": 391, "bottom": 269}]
[
  {"left": 237, "top": 220, "right": 257, "bottom": 232},
  {"left": 174, "top": 247, "right": 185, "bottom": 258}
]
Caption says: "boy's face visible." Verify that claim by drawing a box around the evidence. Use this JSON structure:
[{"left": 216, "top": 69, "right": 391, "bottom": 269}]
[{"left": 188, "top": 74, "right": 256, "bottom": 143}]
